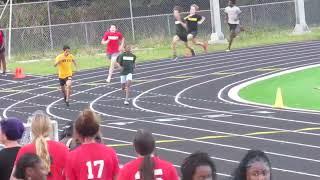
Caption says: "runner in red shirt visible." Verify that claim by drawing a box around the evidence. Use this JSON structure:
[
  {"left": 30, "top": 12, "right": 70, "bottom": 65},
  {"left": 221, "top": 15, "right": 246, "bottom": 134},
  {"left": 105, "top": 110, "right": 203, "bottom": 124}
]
[
  {"left": 101, "top": 25, "right": 125, "bottom": 83},
  {"left": 13, "top": 111, "right": 68, "bottom": 180},
  {"left": 0, "top": 30, "right": 6, "bottom": 76},
  {"left": 118, "top": 129, "right": 179, "bottom": 180},
  {"left": 65, "top": 109, "right": 119, "bottom": 180}
]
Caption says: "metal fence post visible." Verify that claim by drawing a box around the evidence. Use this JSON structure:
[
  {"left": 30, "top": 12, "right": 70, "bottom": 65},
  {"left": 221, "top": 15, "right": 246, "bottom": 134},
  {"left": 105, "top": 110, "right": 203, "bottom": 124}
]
[
  {"left": 250, "top": 7, "right": 254, "bottom": 26},
  {"left": 293, "top": 0, "right": 310, "bottom": 34},
  {"left": 47, "top": 1, "right": 53, "bottom": 50},
  {"left": 84, "top": 23, "right": 89, "bottom": 45},
  {"left": 167, "top": 14, "right": 171, "bottom": 36},
  {"left": 129, "top": 0, "right": 135, "bottom": 41},
  {"left": 209, "top": 0, "right": 226, "bottom": 44}
]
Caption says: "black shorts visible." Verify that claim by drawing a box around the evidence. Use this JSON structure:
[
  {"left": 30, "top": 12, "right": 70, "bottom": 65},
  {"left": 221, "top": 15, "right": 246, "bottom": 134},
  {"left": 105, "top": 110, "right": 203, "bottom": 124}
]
[
  {"left": 188, "top": 31, "right": 198, "bottom": 38},
  {"left": 177, "top": 34, "right": 188, "bottom": 42},
  {"left": 228, "top": 23, "right": 238, "bottom": 31},
  {"left": 59, "top": 76, "right": 72, "bottom": 86}
]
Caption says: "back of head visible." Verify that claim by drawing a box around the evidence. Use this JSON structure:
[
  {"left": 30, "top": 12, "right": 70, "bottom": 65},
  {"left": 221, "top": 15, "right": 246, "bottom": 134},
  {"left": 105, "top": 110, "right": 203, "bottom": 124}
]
[
  {"left": 134, "top": 129, "right": 156, "bottom": 180},
  {"left": 30, "top": 111, "right": 52, "bottom": 173},
  {"left": 191, "top": 4, "right": 199, "bottom": 11},
  {"left": 0, "top": 117, "right": 25, "bottom": 142},
  {"left": 232, "top": 150, "right": 272, "bottom": 180},
  {"left": 173, "top": 6, "right": 182, "bottom": 13},
  {"left": 181, "top": 152, "right": 216, "bottom": 180},
  {"left": 15, "top": 153, "right": 42, "bottom": 179},
  {"left": 75, "top": 109, "right": 100, "bottom": 138}
]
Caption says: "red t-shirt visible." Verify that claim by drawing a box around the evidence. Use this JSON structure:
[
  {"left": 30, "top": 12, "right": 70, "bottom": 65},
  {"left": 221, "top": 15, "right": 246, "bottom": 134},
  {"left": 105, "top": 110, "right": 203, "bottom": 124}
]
[
  {"left": 117, "top": 157, "right": 179, "bottom": 180},
  {"left": 102, "top": 31, "right": 123, "bottom": 54},
  {"left": 0, "top": 30, "right": 4, "bottom": 45},
  {"left": 65, "top": 143, "right": 119, "bottom": 180},
  {"left": 15, "top": 140, "right": 68, "bottom": 180}
]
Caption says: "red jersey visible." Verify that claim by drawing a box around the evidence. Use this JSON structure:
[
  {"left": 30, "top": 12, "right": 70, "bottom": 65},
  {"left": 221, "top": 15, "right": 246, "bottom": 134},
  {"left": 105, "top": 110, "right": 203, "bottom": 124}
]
[
  {"left": 102, "top": 31, "right": 123, "bottom": 54},
  {"left": 15, "top": 140, "right": 68, "bottom": 180},
  {"left": 117, "top": 157, "right": 179, "bottom": 180},
  {"left": 65, "top": 143, "right": 119, "bottom": 180},
  {"left": 0, "top": 30, "right": 4, "bottom": 45}
]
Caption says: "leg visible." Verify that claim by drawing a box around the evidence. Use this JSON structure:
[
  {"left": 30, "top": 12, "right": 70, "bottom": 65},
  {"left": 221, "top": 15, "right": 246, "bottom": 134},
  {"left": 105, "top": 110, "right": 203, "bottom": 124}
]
[
  {"left": 191, "top": 38, "right": 208, "bottom": 53},
  {"left": 172, "top": 35, "right": 180, "bottom": 58},
  {"left": 60, "top": 85, "right": 66, "bottom": 100},
  {"left": 125, "top": 80, "right": 131, "bottom": 102},
  {"left": 107, "top": 54, "right": 119, "bottom": 82},
  {"left": 0, "top": 52, "right": 5, "bottom": 74},
  {"left": 65, "top": 78, "right": 72, "bottom": 106},
  {"left": 184, "top": 42, "right": 195, "bottom": 56},
  {"left": 228, "top": 30, "right": 236, "bottom": 50}
]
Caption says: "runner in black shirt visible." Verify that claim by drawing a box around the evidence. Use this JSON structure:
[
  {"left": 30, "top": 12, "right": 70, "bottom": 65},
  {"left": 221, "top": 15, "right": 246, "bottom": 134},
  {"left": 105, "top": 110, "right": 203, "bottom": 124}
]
[
  {"left": 185, "top": 4, "right": 208, "bottom": 53},
  {"left": 117, "top": 45, "right": 136, "bottom": 105},
  {"left": 172, "top": 6, "right": 195, "bottom": 60}
]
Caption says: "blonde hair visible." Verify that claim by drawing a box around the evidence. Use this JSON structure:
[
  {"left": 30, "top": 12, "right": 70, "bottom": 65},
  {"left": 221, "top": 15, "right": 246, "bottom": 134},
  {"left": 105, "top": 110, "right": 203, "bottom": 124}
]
[
  {"left": 191, "top": 4, "right": 199, "bottom": 11},
  {"left": 31, "top": 111, "right": 52, "bottom": 172}
]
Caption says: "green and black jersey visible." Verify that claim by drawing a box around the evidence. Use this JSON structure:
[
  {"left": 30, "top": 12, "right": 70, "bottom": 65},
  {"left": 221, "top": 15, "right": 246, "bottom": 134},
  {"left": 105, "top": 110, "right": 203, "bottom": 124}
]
[
  {"left": 185, "top": 14, "right": 203, "bottom": 33},
  {"left": 117, "top": 52, "right": 136, "bottom": 75}
]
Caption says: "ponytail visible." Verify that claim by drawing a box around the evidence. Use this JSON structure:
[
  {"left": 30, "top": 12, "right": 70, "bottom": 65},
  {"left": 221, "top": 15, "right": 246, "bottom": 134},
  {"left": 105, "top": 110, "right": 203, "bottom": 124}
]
[
  {"left": 35, "top": 135, "right": 51, "bottom": 172},
  {"left": 139, "top": 155, "right": 154, "bottom": 180}
]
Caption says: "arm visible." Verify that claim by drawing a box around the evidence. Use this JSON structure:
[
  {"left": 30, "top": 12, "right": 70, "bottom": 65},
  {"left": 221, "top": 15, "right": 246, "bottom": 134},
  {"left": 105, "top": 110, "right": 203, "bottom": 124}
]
[
  {"left": 198, "top": 16, "right": 205, "bottom": 24},
  {"left": 119, "top": 37, "right": 125, "bottom": 52},
  {"left": 54, "top": 58, "right": 61, "bottom": 67},
  {"left": 101, "top": 39, "right": 110, "bottom": 45},
  {"left": 72, "top": 59, "right": 78, "bottom": 71}
]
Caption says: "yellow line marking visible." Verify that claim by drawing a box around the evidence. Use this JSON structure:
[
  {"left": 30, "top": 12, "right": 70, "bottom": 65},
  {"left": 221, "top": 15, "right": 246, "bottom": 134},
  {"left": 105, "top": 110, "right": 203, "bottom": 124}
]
[
  {"left": 255, "top": 68, "right": 283, "bottom": 72},
  {"left": 108, "top": 126, "right": 320, "bottom": 148},
  {"left": 0, "top": 89, "right": 22, "bottom": 92}
]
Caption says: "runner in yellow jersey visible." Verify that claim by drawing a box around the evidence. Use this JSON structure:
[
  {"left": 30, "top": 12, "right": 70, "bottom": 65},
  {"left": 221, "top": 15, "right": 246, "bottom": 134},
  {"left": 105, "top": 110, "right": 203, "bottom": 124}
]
[{"left": 54, "top": 45, "right": 77, "bottom": 107}]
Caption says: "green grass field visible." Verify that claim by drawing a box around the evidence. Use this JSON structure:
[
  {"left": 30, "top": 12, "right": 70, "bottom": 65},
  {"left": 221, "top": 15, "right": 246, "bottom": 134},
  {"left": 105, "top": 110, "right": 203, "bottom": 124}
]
[
  {"left": 7, "top": 27, "right": 320, "bottom": 75},
  {"left": 239, "top": 67, "right": 320, "bottom": 111}
]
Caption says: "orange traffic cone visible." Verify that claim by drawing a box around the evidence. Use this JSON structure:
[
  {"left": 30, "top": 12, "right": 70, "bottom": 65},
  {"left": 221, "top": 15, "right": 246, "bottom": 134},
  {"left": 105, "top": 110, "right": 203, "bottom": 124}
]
[{"left": 14, "top": 67, "right": 26, "bottom": 79}]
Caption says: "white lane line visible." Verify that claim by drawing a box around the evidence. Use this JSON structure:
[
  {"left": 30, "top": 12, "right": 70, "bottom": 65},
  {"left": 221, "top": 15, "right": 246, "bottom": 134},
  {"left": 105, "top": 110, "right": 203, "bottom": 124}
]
[{"left": 225, "top": 64, "right": 320, "bottom": 114}]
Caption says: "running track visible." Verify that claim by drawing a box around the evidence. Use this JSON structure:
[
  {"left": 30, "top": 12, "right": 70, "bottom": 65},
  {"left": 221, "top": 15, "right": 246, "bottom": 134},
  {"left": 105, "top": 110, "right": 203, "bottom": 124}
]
[{"left": 1, "top": 41, "right": 320, "bottom": 180}]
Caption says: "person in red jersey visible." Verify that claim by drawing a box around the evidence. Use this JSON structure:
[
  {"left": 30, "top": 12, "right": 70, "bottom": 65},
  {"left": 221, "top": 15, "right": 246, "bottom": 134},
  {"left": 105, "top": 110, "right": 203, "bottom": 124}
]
[
  {"left": 12, "top": 111, "right": 68, "bottom": 180},
  {"left": 101, "top": 25, "right": 125, "bottom": 83},
  {"left": 117, "top": 129, "right": 179, "bottom": 180},
  {"left": 0, "top": 29, "right": 6, "bottom": 76},
  {"left": 65, "top": 109, "right": 119, "bottom": 180}
]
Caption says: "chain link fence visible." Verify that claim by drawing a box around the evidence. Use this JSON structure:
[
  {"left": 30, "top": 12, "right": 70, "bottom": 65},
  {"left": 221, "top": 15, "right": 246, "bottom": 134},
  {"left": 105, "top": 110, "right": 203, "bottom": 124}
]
[{"left": 0, "top": 0, "right": 318, "bottom": 58}]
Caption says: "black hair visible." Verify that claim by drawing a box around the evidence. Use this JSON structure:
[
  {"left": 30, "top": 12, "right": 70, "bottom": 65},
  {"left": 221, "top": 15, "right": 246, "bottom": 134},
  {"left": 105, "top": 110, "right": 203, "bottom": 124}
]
[
  {"left": 59, "top": 121, "right": 74, "bottom": 140},
  {"left": 181, "top": 152, "right": 216, "bottom": 180},
  {"left": 63, "top": 45, "right": 70, "bottom": 51},
  {"left": 231, "top": 150, "right": 272, "bottom": 180},
  {"left": 14, "top": 153, "right": 42, "bottom": 179},
  {"left": 134, "top": 129, "right": 156, "bottom": 180},
  {"left": 173, "top": 6, "right": 182, "bottom": 13}
]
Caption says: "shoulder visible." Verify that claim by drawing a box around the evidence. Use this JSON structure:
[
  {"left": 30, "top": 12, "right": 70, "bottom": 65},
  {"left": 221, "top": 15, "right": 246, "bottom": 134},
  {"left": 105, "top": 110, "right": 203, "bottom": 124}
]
[
  {"left": 122, "top": 158, "right": 139, "bottom": 169},
  {"left": 48, "top": 141, "right": 68, "bottom": 151},
  {"left": 156, "top": 157, "right": 175, "bottom": 169}
]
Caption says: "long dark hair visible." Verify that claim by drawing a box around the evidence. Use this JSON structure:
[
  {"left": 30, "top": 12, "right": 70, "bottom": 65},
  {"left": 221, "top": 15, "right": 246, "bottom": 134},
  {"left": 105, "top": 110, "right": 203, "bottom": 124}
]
[
  {"left": 232, "top": 150, "right": 272, "bottom": 180},
  {"left": 134, "top": 129, "right": 156, "bottom": 180},
  {"left": 181, "top": 152, "right": 217, "bottom": 180}
]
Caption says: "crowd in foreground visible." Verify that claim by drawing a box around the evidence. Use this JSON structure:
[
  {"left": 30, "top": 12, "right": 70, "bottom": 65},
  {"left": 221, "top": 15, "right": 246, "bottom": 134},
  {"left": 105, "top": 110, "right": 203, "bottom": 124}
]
[{"left": 0, "top": 109, "right": 272, "bottom": 180}]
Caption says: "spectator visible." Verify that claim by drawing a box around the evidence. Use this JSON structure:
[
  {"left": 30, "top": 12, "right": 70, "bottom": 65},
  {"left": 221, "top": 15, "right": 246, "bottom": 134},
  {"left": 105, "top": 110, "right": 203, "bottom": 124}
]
[
  {"left": 181, "top": 152, "right": 216, "bottom": 180},
  {"left": 60, "top": 121, "right": 103, "bottom": 150},
  {"left": 231, "top": 150, "right": 272, "bottom": 180},
  {"left": 65, "top": 109, "right": 119, "bottom": 180},
  {"left": 0, "top": 117, "right": 25, "bottom": 180},
  {"left": 14, "top": 153, "right": 48, "bottom": 180},
  {"left": 13, "top": 111, "right": 68, "bottom": 180},
  {"left": 117, "top": 129, "right": 179, "bottom": 180}
]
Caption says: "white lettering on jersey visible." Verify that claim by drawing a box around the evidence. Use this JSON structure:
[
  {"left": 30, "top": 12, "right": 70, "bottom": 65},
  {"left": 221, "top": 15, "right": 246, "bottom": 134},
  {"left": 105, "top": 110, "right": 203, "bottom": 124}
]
[
  {"left": 108, "top": 36, "right": 119, "bottom": 40},
  {"left": 123, "top": 56, "right": 134, "bottom": 61},
  {"left": 134, "top": 169, "right": 163, "bottom": 180}
]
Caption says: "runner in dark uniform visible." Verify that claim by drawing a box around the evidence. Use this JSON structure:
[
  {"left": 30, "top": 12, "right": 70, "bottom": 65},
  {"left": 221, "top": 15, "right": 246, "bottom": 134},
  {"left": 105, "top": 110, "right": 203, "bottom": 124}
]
[
  {"left": 172, "top": 6, "right": 195, "bottom": 60},
  {"left": 185, "top": 4, "right": 208, "bottom": 54}
]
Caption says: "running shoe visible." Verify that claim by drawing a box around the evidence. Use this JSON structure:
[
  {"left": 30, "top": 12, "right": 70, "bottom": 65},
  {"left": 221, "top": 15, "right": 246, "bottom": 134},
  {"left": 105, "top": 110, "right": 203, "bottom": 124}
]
[{"left": 124, "top": 100, "right": 129, "bottom": 105}]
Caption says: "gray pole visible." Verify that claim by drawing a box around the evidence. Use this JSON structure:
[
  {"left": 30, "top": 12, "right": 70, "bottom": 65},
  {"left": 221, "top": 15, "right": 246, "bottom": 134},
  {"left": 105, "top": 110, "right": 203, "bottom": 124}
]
[
  {"left": 47, "top": 1, "right": 54, "bottom": 50},
  {"left": 8, "top": 0, "right": 12, "bottom": 60},
  {"left": 129, "top": 0, "right": 135, "bottom": 41},
  {"left": 209, "top": 0, "right": 226, "bottom": 44},
  {"left": 293, "top": 0, "right": 310, "bottom": 34}
]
